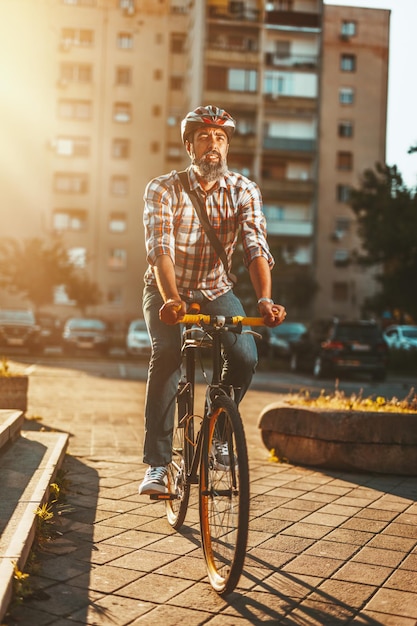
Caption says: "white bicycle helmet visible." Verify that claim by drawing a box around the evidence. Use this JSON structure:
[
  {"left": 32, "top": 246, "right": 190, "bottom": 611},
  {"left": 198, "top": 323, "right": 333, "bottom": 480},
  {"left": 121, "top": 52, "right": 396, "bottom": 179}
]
[{"left": 181, "top": 105, "right": 236, "bottom": 144}]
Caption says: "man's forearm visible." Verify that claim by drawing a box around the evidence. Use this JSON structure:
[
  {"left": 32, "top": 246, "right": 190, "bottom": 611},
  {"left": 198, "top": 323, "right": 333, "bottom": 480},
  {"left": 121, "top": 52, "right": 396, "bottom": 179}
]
[
  {"left": 154, "top": 254, "right": 181, "bottom": 303},
  {"left": 248, "top": 256, "right": 272, "bottom": 301}
]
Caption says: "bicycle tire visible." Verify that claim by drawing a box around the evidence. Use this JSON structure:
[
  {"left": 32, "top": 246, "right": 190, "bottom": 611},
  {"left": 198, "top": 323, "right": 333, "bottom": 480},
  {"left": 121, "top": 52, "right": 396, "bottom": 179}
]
[
  {"left": 165, "top": 387, "right": 194, "bottom": 530},
  {"left": 199, "top": 395, "right": 250, "bottom": 596}
]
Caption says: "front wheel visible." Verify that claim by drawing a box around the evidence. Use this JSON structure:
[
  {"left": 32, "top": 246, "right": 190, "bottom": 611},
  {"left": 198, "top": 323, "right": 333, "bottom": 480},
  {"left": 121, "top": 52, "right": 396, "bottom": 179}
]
[{"left": 199, "top": 395, "right": 250, "bottom": 596}]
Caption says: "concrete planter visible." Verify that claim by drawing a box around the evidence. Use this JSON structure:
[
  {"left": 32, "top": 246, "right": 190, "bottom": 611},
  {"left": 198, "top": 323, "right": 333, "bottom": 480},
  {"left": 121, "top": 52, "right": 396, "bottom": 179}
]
[
  {"left": 0, "top": 376, "right": 29, "bottom": 413},
  {"left": 258, "top": 401, "right": 417, "bottom": 476}
]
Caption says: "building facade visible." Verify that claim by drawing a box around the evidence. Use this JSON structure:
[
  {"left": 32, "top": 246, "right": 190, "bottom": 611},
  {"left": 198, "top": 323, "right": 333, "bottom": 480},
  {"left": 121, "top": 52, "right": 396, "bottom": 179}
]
[{"left": 0, "top": 0, "right": 389, "bottom": 324}]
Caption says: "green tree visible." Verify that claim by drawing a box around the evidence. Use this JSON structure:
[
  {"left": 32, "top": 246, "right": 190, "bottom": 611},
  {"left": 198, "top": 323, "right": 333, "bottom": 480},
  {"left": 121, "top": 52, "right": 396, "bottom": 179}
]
[
  {"left": 0, "top": 237, "right": 74, "bottom": 310},
  {"left": 349, "top": 163, "right": 417, "bottom": 320},
  {"left": 65, "top": 272, "right": 102, "bottom": 316}
]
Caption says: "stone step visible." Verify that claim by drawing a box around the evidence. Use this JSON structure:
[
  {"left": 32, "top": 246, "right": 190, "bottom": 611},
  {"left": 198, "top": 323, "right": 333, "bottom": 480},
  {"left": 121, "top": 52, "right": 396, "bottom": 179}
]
[
  {"left": 0, "top": 427, "right": 69, "bottom": 621},
  {"left": 0, "top": 410, "right": 25, "bottom": 451}
]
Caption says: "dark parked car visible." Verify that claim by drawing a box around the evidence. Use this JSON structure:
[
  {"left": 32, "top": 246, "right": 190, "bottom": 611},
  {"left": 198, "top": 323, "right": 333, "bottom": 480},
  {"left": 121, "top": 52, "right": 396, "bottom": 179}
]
[
  {"left": 37, "top": 312, "right": 62, "bottom": 348},
  {"left": 62, "top": 318, "right": 110, "bottom": 356},
  {"left": 289, "top": 318, "right": 388, "bottom": 380},
  {"left": 0, "top": 309, "right": 42, "bottom": 354}
]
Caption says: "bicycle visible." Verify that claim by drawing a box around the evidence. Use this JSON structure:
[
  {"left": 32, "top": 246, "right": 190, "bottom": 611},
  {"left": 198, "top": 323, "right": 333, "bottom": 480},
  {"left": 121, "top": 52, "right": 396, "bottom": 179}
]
[{"left": 150, "top": 308, "right": 266, "bottom": 596}]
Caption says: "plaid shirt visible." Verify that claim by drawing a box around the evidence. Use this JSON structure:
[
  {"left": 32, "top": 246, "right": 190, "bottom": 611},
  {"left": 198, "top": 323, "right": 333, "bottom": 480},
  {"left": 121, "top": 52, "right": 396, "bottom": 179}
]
[{"left": 143, "top": 167, "right": 274, "bottom": 301}]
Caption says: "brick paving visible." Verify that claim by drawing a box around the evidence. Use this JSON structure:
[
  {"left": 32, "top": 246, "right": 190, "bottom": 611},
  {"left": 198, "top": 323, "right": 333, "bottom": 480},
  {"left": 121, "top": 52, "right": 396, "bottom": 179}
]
[{"left": 4, "top": 360, "right": 417, "bottom": 625}]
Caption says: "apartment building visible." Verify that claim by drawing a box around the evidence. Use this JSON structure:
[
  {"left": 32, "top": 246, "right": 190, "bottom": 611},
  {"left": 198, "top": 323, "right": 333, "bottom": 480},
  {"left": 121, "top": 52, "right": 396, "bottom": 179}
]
[
  {"left": 316, "top": 5, "right": 390, "bottom": 319},
  {"left": 0, "top": 0, "right": 389, "bottom": 324}
]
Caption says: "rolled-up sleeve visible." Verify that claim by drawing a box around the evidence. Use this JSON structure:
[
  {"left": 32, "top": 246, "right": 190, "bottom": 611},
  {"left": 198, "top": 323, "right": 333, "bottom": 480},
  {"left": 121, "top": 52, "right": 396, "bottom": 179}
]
[
  {"left": 238, "top": 180, "right": 275, "bottom": 270},
  {"left": 143, "top": 178, "right": 175, "bottom": 266}
]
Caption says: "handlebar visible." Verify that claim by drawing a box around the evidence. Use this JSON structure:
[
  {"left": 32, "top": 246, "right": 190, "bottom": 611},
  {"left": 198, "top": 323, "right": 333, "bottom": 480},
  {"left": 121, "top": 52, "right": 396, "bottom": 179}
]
[{"left": 178, "top": 314, "right": 266, "bottom": 327}]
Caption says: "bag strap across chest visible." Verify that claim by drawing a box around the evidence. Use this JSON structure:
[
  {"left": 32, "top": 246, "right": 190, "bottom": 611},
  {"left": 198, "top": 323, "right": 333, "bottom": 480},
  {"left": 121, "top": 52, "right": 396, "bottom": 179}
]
[{"left": 177, "top": 170, "right": 237, "bottom": 285}]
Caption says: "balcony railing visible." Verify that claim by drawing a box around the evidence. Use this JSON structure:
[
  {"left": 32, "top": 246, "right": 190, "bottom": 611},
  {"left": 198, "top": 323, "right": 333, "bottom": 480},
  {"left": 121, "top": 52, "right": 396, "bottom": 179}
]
[
  {"left": 265, "top": 52, "right": 318, "bottom": 69},
  {"left": 263, "top": 136, "right": 316, "bottom": 153},
  {"left": 265, "top": 219, "right": 313, "bottom": 237},
  {"left": 265, "top": 10, "right": 321, "bottom": 29},
  {"left": 208, "top": 5, "right": 261, "bottom": 22}
]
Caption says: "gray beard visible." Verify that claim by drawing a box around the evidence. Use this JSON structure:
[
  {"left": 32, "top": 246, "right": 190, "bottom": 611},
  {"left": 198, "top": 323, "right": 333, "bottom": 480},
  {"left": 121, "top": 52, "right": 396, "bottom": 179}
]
[{"left": 193, "top": 153, "right": 228, "bottom": 182}]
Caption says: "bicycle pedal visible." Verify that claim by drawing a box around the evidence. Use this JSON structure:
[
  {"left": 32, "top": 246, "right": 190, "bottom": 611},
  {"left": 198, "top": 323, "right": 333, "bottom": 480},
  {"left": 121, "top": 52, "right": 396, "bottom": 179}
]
[{"left": 149, "top": 492, "right": 178, "bottom": 501}]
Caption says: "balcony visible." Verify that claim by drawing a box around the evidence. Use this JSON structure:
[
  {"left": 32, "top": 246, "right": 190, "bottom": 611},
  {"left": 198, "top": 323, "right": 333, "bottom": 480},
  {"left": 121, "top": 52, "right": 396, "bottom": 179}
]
[
  {"left": 265, "top": 10, "right": 321, "bottom": 30},
  {"left": 264, "top": 93, "right": 317, "bottom": 114},
  {"left": 265, "top": 52, "right": 318, "bottom": 70},
  {"left": 265, "top": 219, "right": 313, "bottom": 237},
  {"left": 207, "top": 3, "right": 261, "bottom": 23},
  {"left": 263, "top": 136, "right": 316, "bottom": 154},
  {"left": 261, "top": 178, "right": 315, "bottom": 201}
]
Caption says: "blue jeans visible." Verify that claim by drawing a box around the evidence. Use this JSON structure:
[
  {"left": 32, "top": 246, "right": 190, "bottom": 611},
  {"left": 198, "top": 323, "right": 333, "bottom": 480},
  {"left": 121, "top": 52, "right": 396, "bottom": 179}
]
[{"left": 142, "top": 284, "right": 258, "bottom": 466}]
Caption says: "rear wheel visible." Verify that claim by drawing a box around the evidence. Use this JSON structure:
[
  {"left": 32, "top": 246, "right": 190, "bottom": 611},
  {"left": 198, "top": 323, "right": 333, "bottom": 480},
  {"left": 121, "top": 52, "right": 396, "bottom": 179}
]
[
  {"left": 199, "top": 395, "right": 249, "bottom": 596},
  {"left": 165, "top": 385, "right": 193, "bottom": 530}
]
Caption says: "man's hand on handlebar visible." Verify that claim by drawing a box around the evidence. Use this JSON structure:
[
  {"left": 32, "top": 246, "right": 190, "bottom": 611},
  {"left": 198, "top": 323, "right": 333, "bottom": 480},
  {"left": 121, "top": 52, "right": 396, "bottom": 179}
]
[
  {"left": 159, "top": 298, "right": 186, "bottom": 325},
  {"left": 258, "top": 300, "right": 287, "bottom": 328}
]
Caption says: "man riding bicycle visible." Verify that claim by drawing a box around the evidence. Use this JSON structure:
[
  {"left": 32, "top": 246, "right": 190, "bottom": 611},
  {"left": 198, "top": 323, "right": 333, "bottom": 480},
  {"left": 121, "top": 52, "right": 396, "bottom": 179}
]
[{"left": 139, "top": 105, "right": 286, "bottom": 495}]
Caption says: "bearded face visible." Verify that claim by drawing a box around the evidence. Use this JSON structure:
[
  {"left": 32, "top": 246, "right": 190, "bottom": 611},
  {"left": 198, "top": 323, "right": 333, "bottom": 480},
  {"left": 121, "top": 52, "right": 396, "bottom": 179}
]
[
  {"left": 192, "top": 150, "right": 228, "bottom": 182},
  {"left": 186, "top": 126, "right": 229, "bottom": 183}
]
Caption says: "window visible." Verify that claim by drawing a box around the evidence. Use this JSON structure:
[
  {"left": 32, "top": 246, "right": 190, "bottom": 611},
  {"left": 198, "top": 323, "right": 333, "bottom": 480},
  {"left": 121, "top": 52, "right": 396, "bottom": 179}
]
[
  {"left": 336, "top": 185, "right": 351, "bottom": 203},
  {"left": 113, "top": 102, "right": 131, "bottom": 123},
  {"left": 334, "top": 249, "right": 350, "bottom": 267},
  {"left": 341, "top": 21, "right": 357, "bottom": 37},
  {"left": 112, "top": 138, "right": 130, "bottom": 158},
  {"left": 54, "top": 172, "right": 88, "bottom": 193},
  {"left": 167, "top": 144, "right": 182, "bottom": 159},
  {"left": 339, "top": 87, "right": 354, "bottom": 105},
  {"left": 170, "top": 76, "right": 184, "bottom": 90},
  {"left": 228, "top": 68, "right": 257, "bottom": 92},
  {"left": 115, "top": 66, "right": 132, "bottom": 85},
  {"left": 56, "top": 136, "right": 90, "bottom": 157},
  {"left": 59, "top": 63, "right": 92, "bottom": 83},
  {"left": 338, "top": 120, "right": 353, "bottom": 138},
  {"left": 206, "top": 66, "right": 257, "bottom": 92},
  {"left": 340, "top": 54, "right": 356, "bottom": 72},
  {"left": 110, "top": 176, "right": 128, "bottom": 196},
  {"left": 108, "top": 248, "right": 127, "bottom": 270},
  {"left": 109, "top": 212, "right": 127, "bottom": 233},
  {"left": 58, "top": 99, "right": 92, "bottom": 120},
  {"left": 171, "top": 33, "right": 186, "bottom": 53},
  {"left": 264, "top": 71, "right": 291, "bottom": 96},
  {"left": 62, "top": 0, "right": 96, "bottom": 5},
  {"left": 60, "top": 28, "right": 93, "bottom": 48},
  {"left": 119, "top": 0, "right": 135, "bottom": 11},
  {"left": 53, "top": 209, "right": 87, "bottom": 231},
  {"left": 337, "top": 151, "right": 353, "bottom": 171},
  {"left": 117, "top": 32, "right": 133, "bottom": 49},
  {"left": 332, "top": 281, "right": 349, "bottom": 301},
  {"left": 68, "top": 247, "right": 87, "bottom": 268},
  {"left": 335, "top": 217, "right": 351, "bottom": 234}
]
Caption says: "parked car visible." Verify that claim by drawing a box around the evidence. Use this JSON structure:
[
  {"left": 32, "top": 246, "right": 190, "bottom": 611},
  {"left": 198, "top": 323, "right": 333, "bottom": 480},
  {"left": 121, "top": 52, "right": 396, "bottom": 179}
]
[
  {"left": 37, "top": 312, "right": 62, "bottom": 348},
  {"left": 383, "top": 325, "right": 417, "bottom": 351},
  {"left": 126, "top": 319, "right": 151, "bottom": 357},
  {"left": 265, "top": 322, "right": 307, "bottom": 358},
  {"left": 289, "top": 318, "right": 388, "bottom": 380},
  {"left": 62, "top": 318, "right": 110, "bottom": 356},
  {"left": 0, "top": 309, "right": 42, "bottom": 354}
]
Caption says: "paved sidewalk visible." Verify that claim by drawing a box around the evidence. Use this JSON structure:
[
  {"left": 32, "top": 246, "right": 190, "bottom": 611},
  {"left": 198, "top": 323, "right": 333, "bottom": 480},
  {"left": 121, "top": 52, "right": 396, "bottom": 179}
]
[{"left": 5, "top": 360, "right": 417, "bottom": 625}]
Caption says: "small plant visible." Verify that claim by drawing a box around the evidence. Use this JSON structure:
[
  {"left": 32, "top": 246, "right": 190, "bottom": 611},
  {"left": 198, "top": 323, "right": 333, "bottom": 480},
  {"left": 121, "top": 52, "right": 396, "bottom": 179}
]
[
  {"left": 0, "top": 356, "right": 12, "bottom": 377},
  {"left": 287, "top": 386, "right": 417, "bottom": 414},
  {"left": 12, "top": 563, "right": 32, "bottom": 605}
]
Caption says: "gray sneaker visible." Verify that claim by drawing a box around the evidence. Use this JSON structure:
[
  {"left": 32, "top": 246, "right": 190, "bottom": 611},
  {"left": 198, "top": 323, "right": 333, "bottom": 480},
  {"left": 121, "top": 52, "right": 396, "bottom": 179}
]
[
  {"left": 139, "top": 466, "right": 167, "bottom": 495},
  {"left": 211, "top": 440, "right": 231, "bottom": 471}
]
